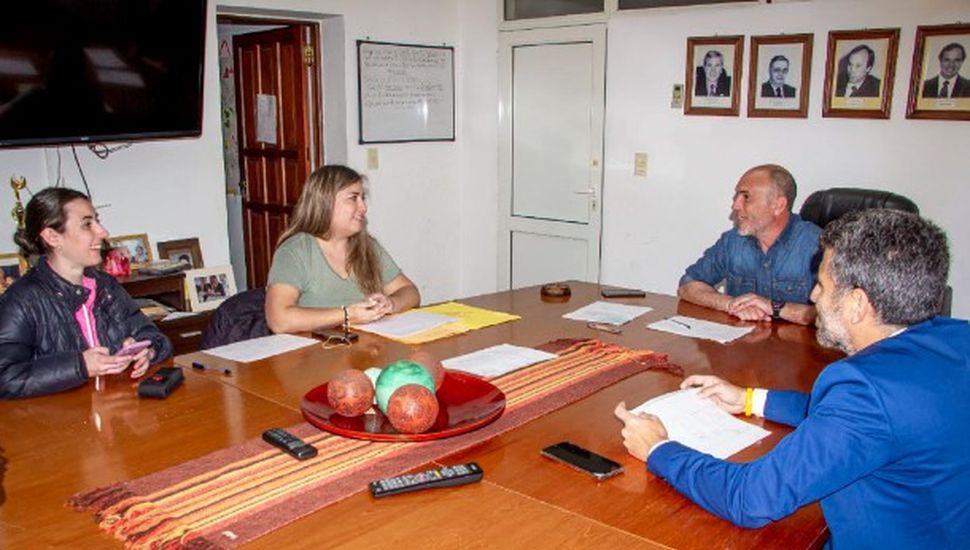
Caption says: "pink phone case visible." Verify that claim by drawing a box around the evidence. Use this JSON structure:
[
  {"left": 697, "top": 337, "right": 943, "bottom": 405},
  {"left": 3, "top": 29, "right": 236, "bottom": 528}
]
[{"left": 116, "top": 340, "right": 151, "bottom": 356}]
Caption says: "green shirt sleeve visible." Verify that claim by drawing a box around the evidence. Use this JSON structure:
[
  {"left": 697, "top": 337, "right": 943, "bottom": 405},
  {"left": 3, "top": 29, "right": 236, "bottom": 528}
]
[{"left": 267, "top": 233, "right": 313, "bottom": 292}]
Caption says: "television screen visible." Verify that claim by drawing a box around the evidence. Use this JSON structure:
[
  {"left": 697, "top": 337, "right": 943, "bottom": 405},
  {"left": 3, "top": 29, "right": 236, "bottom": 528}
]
[{"left": 0, "top": 0, "right": 207, "bottom": 148}]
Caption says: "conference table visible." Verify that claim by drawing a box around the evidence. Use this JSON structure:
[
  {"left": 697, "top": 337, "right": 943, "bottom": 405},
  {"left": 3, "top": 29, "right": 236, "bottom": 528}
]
[{"left": 0, "top": 282, "right": 841, "bottom": 549}]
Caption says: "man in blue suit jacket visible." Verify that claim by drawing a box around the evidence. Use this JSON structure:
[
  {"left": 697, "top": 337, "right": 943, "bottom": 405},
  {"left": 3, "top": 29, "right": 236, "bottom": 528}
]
[{"left": 617, "top": 209, "right": 970, "bottom": 549}]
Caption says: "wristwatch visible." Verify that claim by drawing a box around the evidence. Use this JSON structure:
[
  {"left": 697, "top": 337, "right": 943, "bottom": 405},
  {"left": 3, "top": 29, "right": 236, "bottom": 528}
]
[{"left": 771, "top": 299, "right": 785, "bottom": 320}]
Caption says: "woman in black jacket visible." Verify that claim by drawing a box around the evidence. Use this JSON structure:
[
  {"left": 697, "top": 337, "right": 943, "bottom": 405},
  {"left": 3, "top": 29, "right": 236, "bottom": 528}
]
[{"left": 0, "top": 187, "right": 172, "bottom": 399}]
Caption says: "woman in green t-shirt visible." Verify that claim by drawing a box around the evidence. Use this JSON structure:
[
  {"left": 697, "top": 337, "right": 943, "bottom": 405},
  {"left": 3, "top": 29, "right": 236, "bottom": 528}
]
[{"left": 265, "top": 165, "right": 420, "bottom": 333}]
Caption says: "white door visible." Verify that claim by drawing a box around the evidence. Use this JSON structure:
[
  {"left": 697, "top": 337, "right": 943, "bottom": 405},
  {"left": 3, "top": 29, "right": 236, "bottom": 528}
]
[{"left": 498, "top": 25, "right": 606, "bottom": 289}]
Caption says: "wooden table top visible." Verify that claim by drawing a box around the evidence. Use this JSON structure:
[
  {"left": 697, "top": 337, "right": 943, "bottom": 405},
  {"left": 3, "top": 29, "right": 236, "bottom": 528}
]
[{"left": 1, "top": 282, "right": 841, "bottom": 549}]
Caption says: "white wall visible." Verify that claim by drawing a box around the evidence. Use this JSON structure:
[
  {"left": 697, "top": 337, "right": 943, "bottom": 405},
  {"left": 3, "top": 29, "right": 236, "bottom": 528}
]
[
  {"left": 601, "top": 0, "right": 970, "bottom": 317},
  {"left": 0, "top": 0, "right": 478, "bottom": 306}
]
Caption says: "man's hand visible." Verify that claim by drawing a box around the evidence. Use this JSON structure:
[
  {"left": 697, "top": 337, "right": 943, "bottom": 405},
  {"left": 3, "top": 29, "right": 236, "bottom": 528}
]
[
  {"left": 681, "top": 375, "right": 745, "bottom": 414},
  {"left": 614, "top": 402, "right": 668, "bottom": 462},
  {"left": 727, "top": 293, "right": 772, "bottom": 321}
]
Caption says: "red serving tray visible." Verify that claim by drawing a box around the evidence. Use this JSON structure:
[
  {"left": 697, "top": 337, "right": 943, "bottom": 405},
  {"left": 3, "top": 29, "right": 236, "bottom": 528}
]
[{"left": 301, "top": 370, "right": 506, "bottom": 442}]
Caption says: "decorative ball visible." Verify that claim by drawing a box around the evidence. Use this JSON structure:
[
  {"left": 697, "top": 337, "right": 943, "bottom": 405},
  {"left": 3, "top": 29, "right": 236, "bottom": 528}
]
[
  {"left": 386, "top": 384, "right": 439, "bottom": 434},
  {"left": 375, "top": 360, "right": 435, "bottom": 413},
  {"left": 327, "top": 369, "right": 375, "bottom": 417},
  {"left": 409, "top": 350, "right": 445, "bottom": 390}
]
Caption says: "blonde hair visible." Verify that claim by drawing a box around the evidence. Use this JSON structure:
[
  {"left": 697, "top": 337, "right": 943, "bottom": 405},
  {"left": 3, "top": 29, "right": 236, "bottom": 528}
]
[{"left": 277, "top": 165, "right": 383, "bottom": 294}]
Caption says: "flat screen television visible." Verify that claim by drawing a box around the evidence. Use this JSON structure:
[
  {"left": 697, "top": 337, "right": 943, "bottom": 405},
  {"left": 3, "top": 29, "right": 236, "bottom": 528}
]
[{"left": 0, "top": 0, "right": 207, "bottom": 148}]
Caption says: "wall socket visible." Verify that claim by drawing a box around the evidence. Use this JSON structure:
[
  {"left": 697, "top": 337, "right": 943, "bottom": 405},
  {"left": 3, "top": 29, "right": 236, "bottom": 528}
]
[
  {"left": 634, "top": 152, "right": 648, "bottom": 177},
  {"left": 367, "top": 147, "right": 379, "bottom": 170},
  {"left": 671, "top": 84, "right": 684, "bottom": 109}
]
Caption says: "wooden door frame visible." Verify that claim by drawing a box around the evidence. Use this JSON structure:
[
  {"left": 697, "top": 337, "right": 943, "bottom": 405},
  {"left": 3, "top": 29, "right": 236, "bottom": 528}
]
[{"left": 217, "top": 15, "right": 324, "bottom": 288}]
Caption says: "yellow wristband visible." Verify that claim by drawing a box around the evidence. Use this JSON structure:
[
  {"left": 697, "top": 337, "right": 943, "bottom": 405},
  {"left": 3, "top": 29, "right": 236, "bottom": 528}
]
[{"left": 744, "top": 387, "right": 754, "bottom": 417}]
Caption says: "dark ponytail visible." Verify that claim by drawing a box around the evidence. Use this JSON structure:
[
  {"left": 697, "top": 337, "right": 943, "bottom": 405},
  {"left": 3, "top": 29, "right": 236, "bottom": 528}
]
[{"left": 14, "top": 187, "right": 90, "bottom": 256}]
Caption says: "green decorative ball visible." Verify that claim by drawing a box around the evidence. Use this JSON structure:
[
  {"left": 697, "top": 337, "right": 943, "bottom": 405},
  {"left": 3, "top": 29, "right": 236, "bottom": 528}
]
[{"left": 375, "top": 360, "right": 435, "bottom": 413}]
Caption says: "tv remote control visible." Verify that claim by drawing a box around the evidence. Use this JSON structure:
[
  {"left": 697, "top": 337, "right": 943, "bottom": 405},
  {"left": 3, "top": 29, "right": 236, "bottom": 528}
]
[
  {"left": 369, "top": 463, "right": 483, "bottom": 497},
  {"left": 262, "top": 428, "right": 318, "bottom": 460}
]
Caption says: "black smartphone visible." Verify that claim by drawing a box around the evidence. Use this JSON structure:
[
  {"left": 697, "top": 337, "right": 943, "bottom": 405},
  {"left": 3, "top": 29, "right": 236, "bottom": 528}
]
[
  {"left": 311, "top": 328, "right": 359, "bottom": 343},
  {"left": 540, "top": 441, "right": 624, "bottom": 480},
  {"left": 600, "top": 287, "right": 647, "bottom": 298}
]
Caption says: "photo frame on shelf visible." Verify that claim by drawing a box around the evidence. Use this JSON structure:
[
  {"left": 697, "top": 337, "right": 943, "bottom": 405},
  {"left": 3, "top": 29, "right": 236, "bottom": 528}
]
[
  {"left": 822, "top": 28, "right": 900, "bottom": 119},
  {"left": 157, "top": 238, "right": 204, "bottom": 268},
  {"left": 0, "top": 252, "right": 25, "bottom": 295},
  {"left": 185, "top": 265, "right": 237, "bottom": 312},
  {"left": 906, "top": 23, "right": 970, "bottom": 121},
  {"left": 748, "top": 33, "right": 813, "bottom": 118},
  {"left": 108, "top": 233, "right": 153, "bottom": 270},
  {"left": 685, "top": 35, "right": 744, "bottom": 116}
]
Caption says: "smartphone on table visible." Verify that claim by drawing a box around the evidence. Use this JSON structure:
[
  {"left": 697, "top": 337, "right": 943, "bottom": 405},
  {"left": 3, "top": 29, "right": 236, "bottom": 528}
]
[
  {"left": 600, "top": 287, "right": 647, "bottom": 298},
  {"left": 116, "top": 340, "right": 151, "bottom": 357},
  {"left": 540, "top": 441, "right": 624, "bottom": 480}
]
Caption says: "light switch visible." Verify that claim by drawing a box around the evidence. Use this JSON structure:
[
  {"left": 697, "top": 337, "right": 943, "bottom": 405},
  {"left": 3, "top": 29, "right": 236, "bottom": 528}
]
[
  {"left": 671, "top": 84, "right": 684, "bottom": 109},
  {"left": 634, "top": 152, "right": 648, "bottom": 177},
  {"left": 367, "top": 147, "right": 379, "bottom": 170}
]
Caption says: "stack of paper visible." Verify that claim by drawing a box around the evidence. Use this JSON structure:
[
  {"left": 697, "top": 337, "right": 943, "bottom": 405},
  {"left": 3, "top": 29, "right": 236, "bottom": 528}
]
[
  {"left": 442, "top": 344, "right": 557, "bottom": 378},
  {"left": 632, "top": 389, "right": 770, "bottom": 459},
  {"left": 202, "top": 334, "right": 319, "bottom": 362},
  {"left": 563, "top": 301, "right": 653, "bottom": 325},
  {"left": 647, "top": 315, "right": 753, "bottom": 344},
  {"left": 355, "top": 302, "right": 520, "bottom": 344}
]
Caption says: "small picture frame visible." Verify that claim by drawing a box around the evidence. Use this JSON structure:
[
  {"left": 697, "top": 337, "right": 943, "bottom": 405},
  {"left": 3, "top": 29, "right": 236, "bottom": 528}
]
[
  {"left": 906, "top": 23, "right": 970, "bottom": 121},
  {"left": 185, "top": 265, "right": 237, "bottom": 312},
  {"left": 748, "top": 33, "right": 813, "bottom": 118},
  {"left": 108, "top": 233, "right": 153, "bottom": 270},
  {"left": 822, "top": 28, "right": 900, "bottom": 119},
  {"left": 685, "top": 35, "right": 744, "bottom": 116},
  {"left": 0, "top": 252, "right": 25, "bottom": 295},
  {"left": 157, "top": 238, "right": 204, "bottom": 268}
]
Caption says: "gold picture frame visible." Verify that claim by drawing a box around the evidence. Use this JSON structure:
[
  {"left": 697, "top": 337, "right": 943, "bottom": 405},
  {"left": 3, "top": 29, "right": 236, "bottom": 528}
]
[
  {"left": 822, "top": 28, "right": 900, "bottom": 119},
  {"left": 906, "top": 23, "right": 970, "bottom": 121},
  {"left": 0, "top": 252, "right": 25, "bottom": 295},
  {"left": 108, "top": 233, "right": 153, "bottom": 271}
]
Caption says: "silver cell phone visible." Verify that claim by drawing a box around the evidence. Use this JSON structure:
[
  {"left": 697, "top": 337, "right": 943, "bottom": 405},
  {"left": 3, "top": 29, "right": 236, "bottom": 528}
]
[{"left": 540, "top": 441, "right": 624, "bottom": 480}]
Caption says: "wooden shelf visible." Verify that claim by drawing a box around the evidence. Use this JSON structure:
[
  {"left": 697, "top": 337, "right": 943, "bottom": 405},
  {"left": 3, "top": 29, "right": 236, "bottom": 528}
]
[{"left": 117, "top": 271, "right": 212, "bottom": 354}]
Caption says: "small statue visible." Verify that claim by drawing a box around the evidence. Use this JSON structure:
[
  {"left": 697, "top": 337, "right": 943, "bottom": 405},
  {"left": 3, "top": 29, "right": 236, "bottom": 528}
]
[{"left": 10, "top": 176, "right": 26, "bottom": 228}]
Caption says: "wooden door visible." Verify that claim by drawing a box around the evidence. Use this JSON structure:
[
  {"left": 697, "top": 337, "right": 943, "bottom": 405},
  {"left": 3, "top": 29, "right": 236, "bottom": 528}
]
[{"left": 234, "top": 26, "right": 319, "bottom": 288}]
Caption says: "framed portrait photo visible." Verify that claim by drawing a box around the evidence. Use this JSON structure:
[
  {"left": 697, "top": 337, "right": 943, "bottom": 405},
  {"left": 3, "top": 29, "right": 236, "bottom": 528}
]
[
  {"left": 0, "top": 253, "right": 25, "bottom": 295},
  {"left": 108, "top": 233, "right": 153, "bottom": 270},
  {"left": 823, "top": 28, "right": 900, "bottom": 119},
  {"left": 907, "top": 23, "right": 970, "bottom": 121},
  {"left": 748, "top": 33, "right": 813, "bottom": 118},
  {"left": 185, "top": 265, "right": 237, "bottom": 312},
  {"left": 157, "top": 238, "right": 204, "bottom": 268},
  {"left": 685, "top": 35, "right": 744, "bottom": 116}
]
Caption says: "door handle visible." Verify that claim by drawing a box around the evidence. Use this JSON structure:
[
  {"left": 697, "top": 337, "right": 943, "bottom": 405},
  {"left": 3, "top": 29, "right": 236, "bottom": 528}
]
[{"left": 572, "top": 188, "right": 597, "bottom": 196}]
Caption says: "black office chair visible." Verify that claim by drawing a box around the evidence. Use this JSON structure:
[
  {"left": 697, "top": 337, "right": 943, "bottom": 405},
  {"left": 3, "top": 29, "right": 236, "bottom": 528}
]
[
  {"left": 200, "top": 287, "right": 271, "bottom": 349},
  {"left": 799, "top": 188, "right": 951, "bottom": 316}
]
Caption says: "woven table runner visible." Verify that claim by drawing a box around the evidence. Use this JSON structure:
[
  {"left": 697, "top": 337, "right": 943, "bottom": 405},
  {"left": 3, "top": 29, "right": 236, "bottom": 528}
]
[{"left": 70, "top": 339, "right": 679, "bottom": 549}]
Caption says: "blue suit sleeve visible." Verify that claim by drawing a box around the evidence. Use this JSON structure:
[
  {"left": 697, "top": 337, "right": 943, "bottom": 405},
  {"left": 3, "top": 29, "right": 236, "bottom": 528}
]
[
  {"left": 764, "top": 390, "right": 810, "bottom": 427},
  {"left": 679, "top": 233, "right": 729, "bottom": 288},
  {"left": 646, "top": 371, "right": 891, "bottom": 528}
]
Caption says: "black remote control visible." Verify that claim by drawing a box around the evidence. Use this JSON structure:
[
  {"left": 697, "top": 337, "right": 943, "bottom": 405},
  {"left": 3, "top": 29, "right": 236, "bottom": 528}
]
[
  {"left": 261, "top": 428, "right": 318, "bottom": 460},
  {"left": 369, "top": 463, "right": 483, "bottom": 497}
]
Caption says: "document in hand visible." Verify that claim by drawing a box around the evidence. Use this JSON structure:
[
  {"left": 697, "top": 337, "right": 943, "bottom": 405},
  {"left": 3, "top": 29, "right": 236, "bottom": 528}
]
[{"left": 632, "top": 389, "right": 770, "bottom": 459}]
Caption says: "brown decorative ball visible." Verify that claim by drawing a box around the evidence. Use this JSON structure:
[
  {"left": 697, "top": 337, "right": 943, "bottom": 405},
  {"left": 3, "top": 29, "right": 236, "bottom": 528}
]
[
  {"left": 409, "top": 350, "right": 445, "bottom": 390},
  {"left": 385, "top": 384, "right": 440, "bottom": 434},
  {"left": 327, "top": 369, "right": 375, "bottom": 417}
]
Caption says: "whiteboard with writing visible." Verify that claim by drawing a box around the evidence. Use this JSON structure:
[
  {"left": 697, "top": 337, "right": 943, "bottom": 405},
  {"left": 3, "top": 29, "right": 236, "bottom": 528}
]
[{"left": 357, "top": 40, "right": 455, "bottom": 143}]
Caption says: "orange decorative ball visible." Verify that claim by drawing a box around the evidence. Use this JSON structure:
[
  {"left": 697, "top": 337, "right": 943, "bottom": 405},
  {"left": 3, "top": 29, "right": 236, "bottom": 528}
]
[
  {"left": 327, "top": 369, "right": 375, "bottom": 417},
  {"left": 409, "top": 350, "right": 445, "bottom": 390},
  {"left": 385, "top": 384, "right": 440, "bottom": 434}
]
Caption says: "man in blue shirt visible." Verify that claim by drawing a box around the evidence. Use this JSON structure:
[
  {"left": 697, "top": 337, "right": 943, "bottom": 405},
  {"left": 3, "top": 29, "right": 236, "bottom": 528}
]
[
  {"left": 678, "top": 164, "right": 820, "bottom": 325},
  {"left": 617, "top": 209, "right": 970, "bottom": 549}
]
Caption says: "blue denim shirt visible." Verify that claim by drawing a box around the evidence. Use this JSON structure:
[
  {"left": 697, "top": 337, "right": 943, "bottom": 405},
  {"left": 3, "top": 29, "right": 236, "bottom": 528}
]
[{"left": 679, "top": 214, "right": 822, "bottom": 304}]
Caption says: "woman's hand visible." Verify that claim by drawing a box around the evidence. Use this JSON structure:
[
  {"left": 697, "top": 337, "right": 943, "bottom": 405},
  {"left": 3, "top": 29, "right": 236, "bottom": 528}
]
[
  {"left": 346, "top": 298, "right": 390, "bottom": 324},
  {"left": 83, "top": 347, "right": 131, "bottom": 378},
  {"left": 119, "top": 337, "right": 153, "bottom": 378},
  {"left": 364, "top": 293, "right": 394, "bottom": 316}
]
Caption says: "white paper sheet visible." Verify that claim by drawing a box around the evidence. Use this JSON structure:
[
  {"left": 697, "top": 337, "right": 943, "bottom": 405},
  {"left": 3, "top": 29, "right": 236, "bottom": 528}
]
[
  {"left": 354, "top": 311, "right": 457, "bottom": 339},
  {"left": 632, "top": 388, "right": 770, "bottom": 459},
  {"left": 442, "top": 344, "right": 557, "bottom": 379},
  {"left": 256, "top": 94, "right": 277, "bottom": 144},
  {"left": 563, "top": 301, "right": 653, "bottom": 325},
  {"left": 647, "top": 315, "right": 753, "bottom": 344},
  {"left": 202, "top": 334, "right": 317, "bottom": 363}
]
